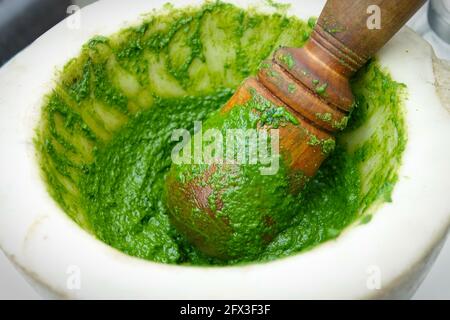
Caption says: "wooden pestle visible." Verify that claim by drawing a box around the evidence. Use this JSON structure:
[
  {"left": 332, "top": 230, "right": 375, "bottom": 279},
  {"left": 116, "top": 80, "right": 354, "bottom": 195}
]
[{"left": 166, "top": 0, "right": 426, "bottom": 260}]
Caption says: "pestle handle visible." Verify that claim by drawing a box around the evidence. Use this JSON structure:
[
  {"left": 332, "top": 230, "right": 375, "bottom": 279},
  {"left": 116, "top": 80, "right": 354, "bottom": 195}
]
[
  {"left": 269, "top": 0, "right": 427, "bottom": 117},
  {"left": 314, "top": 0, "right": 426, "bottom": 73}
]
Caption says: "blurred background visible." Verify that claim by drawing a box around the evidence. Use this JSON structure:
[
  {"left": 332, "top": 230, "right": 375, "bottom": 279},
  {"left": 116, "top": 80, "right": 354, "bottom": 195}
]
[
  {"left": 0, "top": 0, "right": 450, "bottom": 299},
  {"left": 0, "top": 0, "right": 95, "bottom": 65}
]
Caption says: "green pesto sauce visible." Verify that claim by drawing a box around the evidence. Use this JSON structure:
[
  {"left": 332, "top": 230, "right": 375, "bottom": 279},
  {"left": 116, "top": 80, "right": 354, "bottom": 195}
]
[
  {"left": 166, "top": 91, "right": 303, "bottom": 260},
  {"left": 35, "top": 2, "right": 407, "bottom": 265}
]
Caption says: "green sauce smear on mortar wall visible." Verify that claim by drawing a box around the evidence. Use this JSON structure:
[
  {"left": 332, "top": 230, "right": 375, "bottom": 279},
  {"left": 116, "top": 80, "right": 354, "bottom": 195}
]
[{"left": 35, "top": 1, "right": 407, "bottom": 265}]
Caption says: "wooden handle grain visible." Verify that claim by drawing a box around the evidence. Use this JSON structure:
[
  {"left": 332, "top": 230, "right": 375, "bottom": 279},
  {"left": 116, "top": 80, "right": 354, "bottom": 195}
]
[{"left": 316, "top": 0, "right": 426, "bottom": 70}]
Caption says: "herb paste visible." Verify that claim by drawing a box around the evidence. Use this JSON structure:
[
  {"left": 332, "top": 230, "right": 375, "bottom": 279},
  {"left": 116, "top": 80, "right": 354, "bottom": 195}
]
[{"left": 35, "top": 2, "right": 407, "bottom": 265}]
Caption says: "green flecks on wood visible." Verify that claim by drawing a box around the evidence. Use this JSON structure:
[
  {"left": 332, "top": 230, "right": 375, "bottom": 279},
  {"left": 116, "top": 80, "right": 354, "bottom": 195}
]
[
  {"left": 301, "top": 69, "right": 310, "bottom": 76},
  {"left": 338, "top": 58, "right": 352, "bottom": 70},
  {"left": 321, "top": 16, "right": 347, "bottom": 34},
  {"left": 288, "top": 83, "right": 296, "bottom": 93},
  {"left": 258, "top": 62, "right": 271, "bottom": 71},
  {"left": 268, "top": 70, "right": 279, "bottom": 78},
  {"left": 279, "top": 53, "right": 295, "bottom": 70},
  {"left": 321, "top": 139, "right": 336, "bottom": 155},
  {"left": 332, "top": 116, "right": 349, "bottom": 130},
  {"left": 307, "top": 134, "right": 321, "bottom": 146},
  {"left": 311, "top": 78, "right": 328, "bottom": 96},
  {"left": 315, "top": 113, "right": 349, "bottom": 131},
  {"left": 315, "top": 82, "right": 328, "bottom": 95},
  {"left": 249, "top": 91, "right": 299, "bottom": 128},
  {"left": 307, "top": 134, "right": 335, "bottom": 155},
  {"left": 315, "top": 112, "right": 332, "bottom": 123}
]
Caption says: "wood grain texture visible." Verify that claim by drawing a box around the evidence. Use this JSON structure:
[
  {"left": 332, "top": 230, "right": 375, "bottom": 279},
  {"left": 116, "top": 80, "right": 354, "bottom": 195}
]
[{"left": 318, "top": 0, "right": 426, "bottom": 67}]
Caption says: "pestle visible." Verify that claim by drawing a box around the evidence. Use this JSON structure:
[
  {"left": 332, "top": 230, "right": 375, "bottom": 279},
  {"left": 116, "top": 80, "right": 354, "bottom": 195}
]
[{"left": 165, "top": 0, "right": 426, "bottom": 260}]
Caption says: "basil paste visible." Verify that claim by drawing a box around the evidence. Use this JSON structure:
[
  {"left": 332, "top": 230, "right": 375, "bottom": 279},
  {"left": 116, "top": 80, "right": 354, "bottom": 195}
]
[{"left": 35, "top": 2, "right": 407, "bottom": 265}]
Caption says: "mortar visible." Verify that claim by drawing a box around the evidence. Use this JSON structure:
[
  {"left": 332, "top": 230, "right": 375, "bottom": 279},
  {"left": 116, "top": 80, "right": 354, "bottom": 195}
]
[{"left": 0, "top": 0, "right": 450, "bottom": 299}]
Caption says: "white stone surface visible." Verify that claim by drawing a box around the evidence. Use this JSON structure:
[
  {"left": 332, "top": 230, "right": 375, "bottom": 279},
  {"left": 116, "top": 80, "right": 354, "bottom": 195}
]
[{"left": 1, "top": 0, "right": 450, "bottom": 299}]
